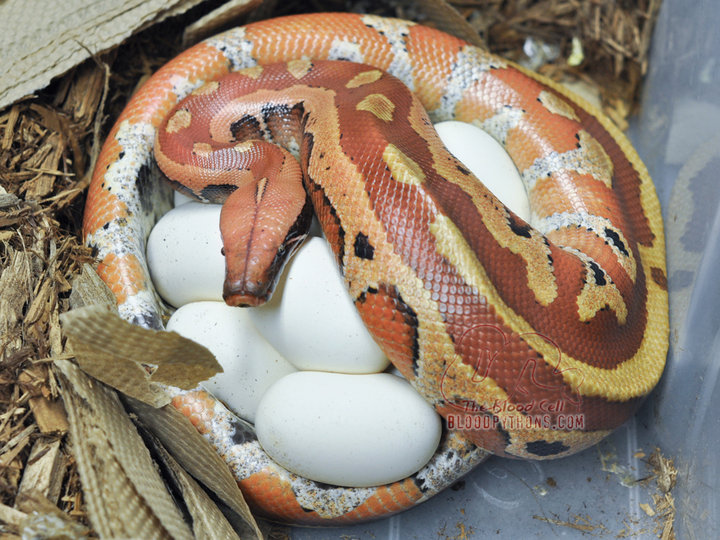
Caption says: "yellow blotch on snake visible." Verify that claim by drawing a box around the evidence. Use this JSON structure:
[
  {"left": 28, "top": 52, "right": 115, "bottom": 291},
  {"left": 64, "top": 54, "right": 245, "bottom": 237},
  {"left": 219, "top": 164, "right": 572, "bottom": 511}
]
[
  {"left": 356, "top": 93, "right": 396, "bottom": 122},
  {"left": 346, "top": 69, "right": 384, "bottom": 88},
  {"left": 191, "top": 81, "right": 220, "bottom": 96},
  {"left": 166, "top": 109, "right": 192, "bottom": 134},
  {"left": 287, "top": 59, "right": 313, "bottom": 79},
  {"left": 382, "top": 144, "right": 425, "bottom": 187},
  {"left": 192, "top": 142, "right": 213, "bottom": 156},
  {"left": 537, "top": 90, "right": 579, "bottom": 122}
]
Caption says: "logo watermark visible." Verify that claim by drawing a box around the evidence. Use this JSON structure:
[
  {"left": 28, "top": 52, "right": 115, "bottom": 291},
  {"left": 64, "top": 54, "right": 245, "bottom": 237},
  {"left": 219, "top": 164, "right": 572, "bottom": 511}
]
[
  {"left": 446, "top": 412, "right": 585, "bottom": 431},
  {"left": 439, "top": 324, "right": 586, "bottom": 432}
]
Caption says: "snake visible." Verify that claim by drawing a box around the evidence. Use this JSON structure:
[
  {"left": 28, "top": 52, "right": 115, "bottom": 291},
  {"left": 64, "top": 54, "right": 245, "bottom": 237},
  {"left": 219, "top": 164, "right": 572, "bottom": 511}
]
[{"left": 83, "top": 12, "right": 669, "bottom": 525}]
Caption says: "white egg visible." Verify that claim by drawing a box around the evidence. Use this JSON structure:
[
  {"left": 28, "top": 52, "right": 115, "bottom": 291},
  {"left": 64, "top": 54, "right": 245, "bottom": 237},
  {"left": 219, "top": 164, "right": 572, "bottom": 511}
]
[
  {"left": 435, "top": 120, "right": 531, "bottom": 222},
  {"left": 167, "top": 301, "right": 296, "bottom": 422},
  {"left": 255, "top": 371, "right": 441, "bottom": 487},
  {"left": 146, "top": 202, "right": 225, "bottom": 308},
  {"left": 249, "top": 237, "right": 389, "bottom": 374}
]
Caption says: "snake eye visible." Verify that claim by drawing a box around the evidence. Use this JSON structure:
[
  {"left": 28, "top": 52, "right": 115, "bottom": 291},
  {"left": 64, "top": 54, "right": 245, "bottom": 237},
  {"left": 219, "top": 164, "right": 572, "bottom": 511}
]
[{"left": 221, "top": 247, "right": 225, "bottom": 256}]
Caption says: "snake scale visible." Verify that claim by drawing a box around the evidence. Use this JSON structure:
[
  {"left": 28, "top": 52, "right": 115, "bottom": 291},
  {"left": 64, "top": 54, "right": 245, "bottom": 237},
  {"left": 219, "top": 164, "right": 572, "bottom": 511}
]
[{"left": 83, "top": 12, "right": 669, "bottom": 524}]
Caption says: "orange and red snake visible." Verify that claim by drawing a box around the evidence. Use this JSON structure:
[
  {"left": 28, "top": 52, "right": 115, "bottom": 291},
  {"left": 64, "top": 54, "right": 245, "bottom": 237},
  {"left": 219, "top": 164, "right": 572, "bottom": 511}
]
[{"left": 83, "top": 12, "right": 668, "bottom": 524}]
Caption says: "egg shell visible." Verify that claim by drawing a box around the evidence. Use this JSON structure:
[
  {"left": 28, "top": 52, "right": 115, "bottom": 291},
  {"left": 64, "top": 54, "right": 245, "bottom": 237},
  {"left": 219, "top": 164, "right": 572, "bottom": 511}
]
[
  {"left": 435, "top": 120, "right": 530, "bottom": 221},
  {"left": 167, "top": 301, "right": 296, "bottom": 422},
  {"left": 255, "top": 371, "right": 442, "bottom": 487},
  {"left": 146, "top": 202, "right": 225, "bottom": 307},
  {"left": 249, "top": 237, "right": 389, "bottom": 374}
]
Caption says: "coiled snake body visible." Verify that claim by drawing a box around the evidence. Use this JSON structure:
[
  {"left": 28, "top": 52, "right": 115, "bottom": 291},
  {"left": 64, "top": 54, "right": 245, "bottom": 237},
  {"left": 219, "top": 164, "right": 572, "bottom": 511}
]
[{"left": 84, "top": 12, "right": 668, "bottom": 524}]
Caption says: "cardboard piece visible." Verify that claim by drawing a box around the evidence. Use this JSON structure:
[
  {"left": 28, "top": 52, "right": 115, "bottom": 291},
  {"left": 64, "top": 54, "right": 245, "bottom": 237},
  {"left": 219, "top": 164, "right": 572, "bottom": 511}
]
[{"left": 0, "top": 0, "right": 209, "bottom": 109}]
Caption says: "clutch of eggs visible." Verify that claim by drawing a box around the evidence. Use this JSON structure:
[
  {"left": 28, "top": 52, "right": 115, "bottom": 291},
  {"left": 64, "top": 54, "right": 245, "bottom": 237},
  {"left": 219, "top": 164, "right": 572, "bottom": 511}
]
[{"left": 149, "top": 121, "right": 528, "bottom": 487}]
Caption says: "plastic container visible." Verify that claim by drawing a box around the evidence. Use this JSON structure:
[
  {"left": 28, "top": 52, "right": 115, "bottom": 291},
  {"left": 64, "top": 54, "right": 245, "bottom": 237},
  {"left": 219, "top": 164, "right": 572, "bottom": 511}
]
[{"left": 289, "top": 0, "right": 720, "bottom": 537}]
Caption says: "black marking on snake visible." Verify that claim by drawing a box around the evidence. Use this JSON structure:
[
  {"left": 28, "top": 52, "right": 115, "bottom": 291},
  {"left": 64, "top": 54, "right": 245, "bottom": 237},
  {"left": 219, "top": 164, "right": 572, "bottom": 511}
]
[
  {"left": 229, "top": 429, "right": 249, "bottom": 446},
  {"left": 327, "top": 195, "right": 346, "bottom": 271},
  {"left": 135, "top": 161, "right": 157, "bottom": 215},
  {"left": 255, "top": 177, "right": 268, "bottom": 202},
  {"left": 508, "top": 214, "right": 532, "bottom": 238},
  {"left": 456, "top": 164, "right": 471, "bottom": 175},
  {"left": 588, "top": 261, "right": 607, "bottom": 286},
  {"left": 200, "top": 183, "right": 238, "bottom": 202},
  {"left": 230, "top": 114, "right": 264, "bottom": 141},
  {"left": 393, "top": 287, "right": 421, "bottom": 376},
  {"left": 412, "top": 473, "right": 431, "bottom": 494},
  {"left": 303, "top": 146, "right": 346, "bottom": 273},
  {"left": 129, "top": 310, "right": 162, "bottom": 331},
  {"left": 229, "top": 417, "right": 256, "bottom": 446},
  {"left": 525, "top": 439, "right": 570, "bottom": 457},
  {"left": 544, "top": 239, "right": 553, "bottom": 265},
  {"left": 263, "top": 102, "right": 305, "bottom": 141},
  {"left": 604, "top": 227, "right": 629, "bottom": 257},
  {"left": 262, "top": 103, "right": 292, "bottom": 123},
  {"left": 301, "top": 130, "right": 315, "bottom": 171},
  {"left": 354, "top": 232, "right": 375, "bottom": 260},
  {"left": 279, "top": 196, "right": 314, "bottom": 258}
]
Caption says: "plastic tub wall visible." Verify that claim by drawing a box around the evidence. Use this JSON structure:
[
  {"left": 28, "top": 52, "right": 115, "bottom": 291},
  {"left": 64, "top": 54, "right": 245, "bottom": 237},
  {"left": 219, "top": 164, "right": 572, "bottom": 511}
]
[{"left": 289, "top": 0, "right": 720, "bottom": 537}]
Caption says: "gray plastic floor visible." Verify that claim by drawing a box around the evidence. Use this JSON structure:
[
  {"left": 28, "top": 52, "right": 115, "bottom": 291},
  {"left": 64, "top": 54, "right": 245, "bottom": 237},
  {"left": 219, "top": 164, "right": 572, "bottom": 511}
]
[
  {"left": 286, "top": 0, "right": 720, "bottom": 537},
  {"left": 287, "top": 415, "right": 660, "bottom": 539}
]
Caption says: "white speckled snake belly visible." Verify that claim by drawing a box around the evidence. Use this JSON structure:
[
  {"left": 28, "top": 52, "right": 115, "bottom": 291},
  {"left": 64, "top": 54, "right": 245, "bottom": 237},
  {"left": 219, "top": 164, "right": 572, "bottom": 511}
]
[{"left": 83, "top": 12, "right": 668, "bottom": 524}]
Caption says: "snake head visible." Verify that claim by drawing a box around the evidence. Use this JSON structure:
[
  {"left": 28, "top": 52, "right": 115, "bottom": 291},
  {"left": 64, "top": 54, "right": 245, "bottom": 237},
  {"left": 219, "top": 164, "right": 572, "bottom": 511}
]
[{"left": 221, "top": 183, "right": 313, "bottom": 307}]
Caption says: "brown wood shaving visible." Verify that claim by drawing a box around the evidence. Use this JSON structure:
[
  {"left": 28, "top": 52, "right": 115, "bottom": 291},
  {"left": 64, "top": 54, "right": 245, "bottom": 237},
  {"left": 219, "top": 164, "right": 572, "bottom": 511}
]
[
  {"left": 648, "top": 448, "right": 678, "bottom": 540},
  {"left": 15, "top": 490, "right": 90, "bottom": 538}
]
